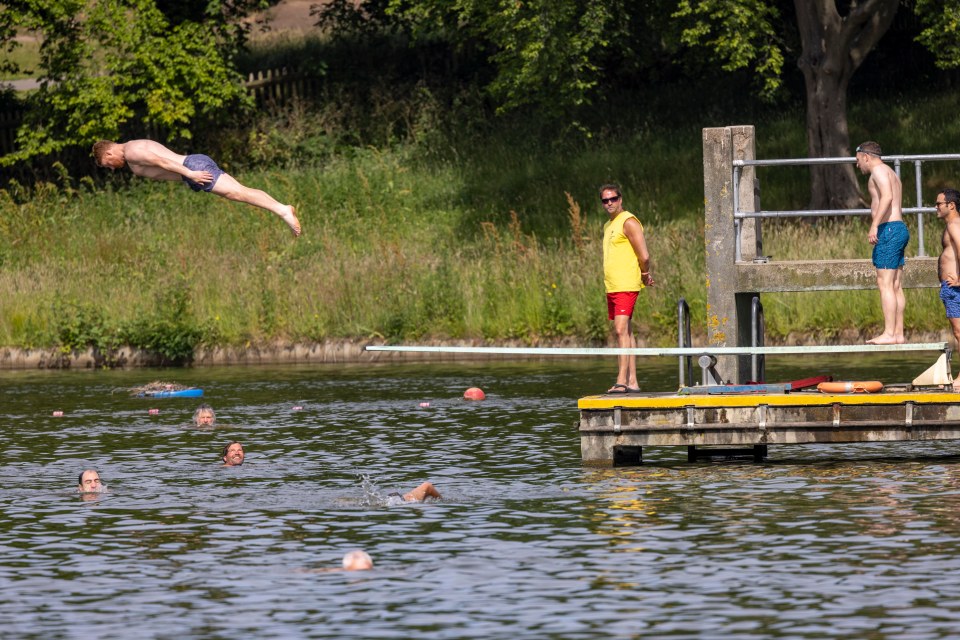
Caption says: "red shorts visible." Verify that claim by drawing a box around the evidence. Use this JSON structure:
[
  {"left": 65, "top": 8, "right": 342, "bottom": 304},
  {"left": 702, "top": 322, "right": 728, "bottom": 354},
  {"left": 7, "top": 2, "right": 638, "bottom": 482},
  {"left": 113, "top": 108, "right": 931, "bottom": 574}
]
[{"left": 607, "top": 291, "right": 639, "bottom": 320}]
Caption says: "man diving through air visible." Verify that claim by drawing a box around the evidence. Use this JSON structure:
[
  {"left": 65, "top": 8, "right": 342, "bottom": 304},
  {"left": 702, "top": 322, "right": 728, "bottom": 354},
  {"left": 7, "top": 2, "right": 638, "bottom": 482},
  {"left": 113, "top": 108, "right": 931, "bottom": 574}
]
[{"left": 93, "top": 139, "right": 301, "bottom": 237}]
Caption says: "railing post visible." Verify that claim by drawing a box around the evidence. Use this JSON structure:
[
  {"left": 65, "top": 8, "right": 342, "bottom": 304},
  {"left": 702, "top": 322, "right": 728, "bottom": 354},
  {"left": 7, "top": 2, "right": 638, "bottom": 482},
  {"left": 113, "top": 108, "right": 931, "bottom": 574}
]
[
  {"left": 751, "top": 296, "right": 765, "bottom": 383},
  {"left": 915, "top": 161, "right": 925, "bottom": 257},
  {"left": 733, "top": 165, "right": 742, "bottom": 262},
  {"left": 677, "top": 298, "right": 694, "bottom": 387}
]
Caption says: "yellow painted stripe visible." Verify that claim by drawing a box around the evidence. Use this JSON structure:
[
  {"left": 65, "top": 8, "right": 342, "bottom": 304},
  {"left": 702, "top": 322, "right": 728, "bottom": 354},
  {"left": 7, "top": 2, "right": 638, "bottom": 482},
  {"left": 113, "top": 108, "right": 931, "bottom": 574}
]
[{"left": 578, "top": 391, "right": 960, "bottom": 410}]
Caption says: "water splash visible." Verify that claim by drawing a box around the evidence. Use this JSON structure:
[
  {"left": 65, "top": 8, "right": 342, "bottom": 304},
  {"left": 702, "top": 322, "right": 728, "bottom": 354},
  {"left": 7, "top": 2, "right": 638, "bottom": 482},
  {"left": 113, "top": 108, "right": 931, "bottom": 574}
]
[{"left": 359, "top": 474, "right": 387, "bottom": 507}]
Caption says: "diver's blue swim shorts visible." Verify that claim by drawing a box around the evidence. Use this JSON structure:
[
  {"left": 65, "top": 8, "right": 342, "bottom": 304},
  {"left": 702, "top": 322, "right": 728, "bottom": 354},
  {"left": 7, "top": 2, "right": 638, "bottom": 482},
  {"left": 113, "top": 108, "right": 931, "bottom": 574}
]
[
  {"left": 872, "top": 220, "right": 909, "bottom": 269},
  {"left": 940, "top": 281, "right": 960, "bottom": 319},
  {"left": 181, "top": 154, "right": 225, "bottom": 192}
]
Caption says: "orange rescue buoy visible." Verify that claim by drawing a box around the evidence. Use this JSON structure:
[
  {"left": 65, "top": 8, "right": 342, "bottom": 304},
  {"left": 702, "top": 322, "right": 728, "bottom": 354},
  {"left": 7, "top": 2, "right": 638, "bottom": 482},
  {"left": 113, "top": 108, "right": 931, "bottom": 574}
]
[{"left": 816, "top": 380, "right": 884, "bottom": 393}]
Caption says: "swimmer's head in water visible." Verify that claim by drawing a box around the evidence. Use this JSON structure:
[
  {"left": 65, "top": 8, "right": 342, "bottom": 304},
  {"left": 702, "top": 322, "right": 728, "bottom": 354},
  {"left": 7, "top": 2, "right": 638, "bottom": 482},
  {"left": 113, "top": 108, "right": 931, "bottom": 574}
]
[
  {"left": 77, "top": 469, "right": 102, "bottom": 493},
  {"left": 342, "top": 550, "right": 373, "bottom": 571},
  {"left": 193, "top": 403, "right": 216, "bottom": 426},
  {"left": 222, "top": 442, "right": 244, "bottom": 466}
]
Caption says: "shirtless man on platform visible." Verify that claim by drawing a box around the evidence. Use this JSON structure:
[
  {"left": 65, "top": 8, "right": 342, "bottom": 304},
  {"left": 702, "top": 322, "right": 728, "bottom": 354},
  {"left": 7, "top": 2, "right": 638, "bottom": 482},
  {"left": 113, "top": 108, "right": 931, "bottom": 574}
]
[
  {"left": 93, "top": 139, "right": 301, "bottom": 237},
  {"left": 856, "top": 141, "right": 908, "bottom": 344},
  {"left": 935, "top": 188, "right": 960, "bottom": 391}
]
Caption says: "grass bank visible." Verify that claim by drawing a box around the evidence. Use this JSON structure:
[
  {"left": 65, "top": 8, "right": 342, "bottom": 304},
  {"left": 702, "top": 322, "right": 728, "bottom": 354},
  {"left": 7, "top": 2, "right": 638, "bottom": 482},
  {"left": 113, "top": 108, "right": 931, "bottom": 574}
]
[{"left": 2, "top": 89, "right": 960, "bottom": 362}]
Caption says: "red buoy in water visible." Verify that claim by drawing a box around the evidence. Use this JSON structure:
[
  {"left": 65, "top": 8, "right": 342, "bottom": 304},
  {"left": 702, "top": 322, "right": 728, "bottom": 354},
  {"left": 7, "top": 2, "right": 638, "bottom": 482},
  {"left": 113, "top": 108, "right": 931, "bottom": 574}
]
[{"left": 464, "top": 387, "right": 486, "bottom": 400}]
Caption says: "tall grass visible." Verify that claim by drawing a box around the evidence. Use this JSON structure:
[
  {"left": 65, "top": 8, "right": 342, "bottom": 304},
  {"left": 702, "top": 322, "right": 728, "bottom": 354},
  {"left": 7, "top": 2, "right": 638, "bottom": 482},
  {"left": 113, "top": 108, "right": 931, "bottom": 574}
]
[{"left": 2, "top": 85, "right": 960, "bottom": 356}]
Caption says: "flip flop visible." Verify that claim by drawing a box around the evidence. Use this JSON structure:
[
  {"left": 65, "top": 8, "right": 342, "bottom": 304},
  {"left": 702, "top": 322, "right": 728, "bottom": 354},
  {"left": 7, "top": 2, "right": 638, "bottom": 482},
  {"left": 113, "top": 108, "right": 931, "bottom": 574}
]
[
  {"left": 625, "top": 386, "right": 641, "bottom": 393},
  {"left": 607, "top": 383, "right": 629, "bottom": 393}
]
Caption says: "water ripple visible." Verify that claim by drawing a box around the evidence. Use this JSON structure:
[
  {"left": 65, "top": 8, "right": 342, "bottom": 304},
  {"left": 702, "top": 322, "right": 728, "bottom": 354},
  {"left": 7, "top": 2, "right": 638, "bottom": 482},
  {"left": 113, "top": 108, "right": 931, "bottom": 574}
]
[{"left": 2, "top": 360, "right": 960, "bottom": 638}]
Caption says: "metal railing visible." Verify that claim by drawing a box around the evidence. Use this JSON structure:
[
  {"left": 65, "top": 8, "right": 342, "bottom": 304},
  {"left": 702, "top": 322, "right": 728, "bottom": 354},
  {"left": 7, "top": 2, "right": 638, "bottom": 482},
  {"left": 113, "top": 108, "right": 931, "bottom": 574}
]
[
  {"left": 677, "top": 298, "right": 694, "bottom": 386},
  {"left": 679, "top": 295, "right": 766, "bottom": 386},
  {"left": 732, "top": 153, "right": 960, "bottom": 262},
  {"left": 751, "top": 296, "right": 765, "bottom": 383}
]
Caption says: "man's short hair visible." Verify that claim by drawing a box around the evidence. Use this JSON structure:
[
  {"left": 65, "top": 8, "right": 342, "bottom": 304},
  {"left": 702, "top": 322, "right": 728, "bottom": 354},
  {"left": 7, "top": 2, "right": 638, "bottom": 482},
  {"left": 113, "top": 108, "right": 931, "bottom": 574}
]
[
  {"left": 78, "top": 469, "right": 97, "bottom": 485},
  {"left": 856, "top": 141, "right": 882, "bottom": 157},
  {"left": 943, "top": 188, "right": 960, "bottom": 207},
  {"left": 222, "top": 441, "right": 240, "bottom": 460},
  {"left": 91, "top": 140, "right": 114, "bottom": 166},
  {"left": 599, "top": 183, "right": 622, "bottom": 198}
]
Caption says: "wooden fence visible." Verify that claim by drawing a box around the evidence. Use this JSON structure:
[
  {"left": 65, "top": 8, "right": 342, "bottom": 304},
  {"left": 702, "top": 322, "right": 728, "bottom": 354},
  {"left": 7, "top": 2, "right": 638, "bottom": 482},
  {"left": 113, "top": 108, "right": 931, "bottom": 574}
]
[
  {"left": 245, "top": 67, "right": 322, "bottom": 107},
  {"left": 0, "top": 67, "right": 323, "bottom": 156}
]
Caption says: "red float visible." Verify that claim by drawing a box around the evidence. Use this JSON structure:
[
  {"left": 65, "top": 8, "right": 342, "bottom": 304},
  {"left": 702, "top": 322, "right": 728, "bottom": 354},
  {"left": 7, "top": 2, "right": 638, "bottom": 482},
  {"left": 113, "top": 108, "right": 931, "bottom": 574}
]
[{"left": 463, "top": 387, "right": 486, "bottom": 400}]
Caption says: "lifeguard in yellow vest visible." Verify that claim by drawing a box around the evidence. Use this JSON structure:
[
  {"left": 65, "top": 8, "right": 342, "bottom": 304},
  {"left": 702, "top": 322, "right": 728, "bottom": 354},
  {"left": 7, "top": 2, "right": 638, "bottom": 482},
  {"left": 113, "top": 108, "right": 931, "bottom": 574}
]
[{"left": 601, "top": 184, "right": 654, "bottom": 394}]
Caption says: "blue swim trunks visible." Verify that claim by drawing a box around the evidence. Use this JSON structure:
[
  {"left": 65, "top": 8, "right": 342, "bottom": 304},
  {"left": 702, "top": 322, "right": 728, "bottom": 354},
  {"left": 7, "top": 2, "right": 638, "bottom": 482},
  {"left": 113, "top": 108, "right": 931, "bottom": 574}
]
[
  {"left": 940, "top": 281, "right": 960, "bottom": 318},
  {"left": 872, "top": 220, "right": 909, "bottom": 269},
  {"left": 181, "top": 154, "right": 225, "bottom": 192}
]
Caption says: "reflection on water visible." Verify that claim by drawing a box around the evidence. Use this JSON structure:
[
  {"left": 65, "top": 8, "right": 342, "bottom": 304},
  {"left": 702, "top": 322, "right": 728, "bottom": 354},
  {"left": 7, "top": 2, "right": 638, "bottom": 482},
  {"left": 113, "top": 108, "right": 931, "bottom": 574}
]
[{"left": 2, "top": 357, "right": 960, "bottom": 638}]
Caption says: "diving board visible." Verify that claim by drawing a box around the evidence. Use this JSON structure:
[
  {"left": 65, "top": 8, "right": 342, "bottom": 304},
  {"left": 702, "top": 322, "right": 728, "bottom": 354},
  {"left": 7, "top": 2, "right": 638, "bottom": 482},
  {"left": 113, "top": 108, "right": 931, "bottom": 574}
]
[{"left": 366, "top": 343, "right": 950, "bottom": 357}]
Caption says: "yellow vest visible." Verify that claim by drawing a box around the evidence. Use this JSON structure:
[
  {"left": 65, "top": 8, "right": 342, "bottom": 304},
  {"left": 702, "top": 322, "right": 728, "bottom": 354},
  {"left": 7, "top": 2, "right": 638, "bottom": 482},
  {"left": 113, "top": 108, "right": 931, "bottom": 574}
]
[{"left": 603, "top": 211, "right": 644, "bottom": 292}]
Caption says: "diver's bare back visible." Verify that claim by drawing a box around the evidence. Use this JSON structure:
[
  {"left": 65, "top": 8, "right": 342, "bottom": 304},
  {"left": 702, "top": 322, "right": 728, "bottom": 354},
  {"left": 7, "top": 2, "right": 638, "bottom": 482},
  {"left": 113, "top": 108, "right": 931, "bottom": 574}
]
[{"left": 123, "top": 139, "right": 187, "bottom": 181}]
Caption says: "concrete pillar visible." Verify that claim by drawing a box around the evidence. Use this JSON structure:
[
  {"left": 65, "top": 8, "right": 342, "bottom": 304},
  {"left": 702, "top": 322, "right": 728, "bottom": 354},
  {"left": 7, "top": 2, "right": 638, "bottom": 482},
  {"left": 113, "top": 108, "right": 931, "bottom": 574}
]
[{"left": 703, "top": 126, "right": 759, "bottom": 383}]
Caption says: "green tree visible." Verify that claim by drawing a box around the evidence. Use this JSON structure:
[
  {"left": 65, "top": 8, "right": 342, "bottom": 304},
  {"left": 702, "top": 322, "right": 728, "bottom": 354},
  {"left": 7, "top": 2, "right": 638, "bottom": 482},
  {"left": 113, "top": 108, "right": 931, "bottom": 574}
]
[
  {"left": 916, "top": 0, "right": 960, "bottom": 66},
  {"left": 674, "top": 0, "right": 899, "bottom": 208},
  {"left": 673, "top": 0, "right": 960, "bottom": 208},
  {"left": 0, "top": 2, "right": 16, "bottom": 79},
  {"left": 332, "top": 0, "right": 960, "bottom": 208},
  {"left": 0, "top": 0, "right": 268, "bottom": 166},
  {"left": 375, "top": 0, "right": 633, "bottom": 118}
]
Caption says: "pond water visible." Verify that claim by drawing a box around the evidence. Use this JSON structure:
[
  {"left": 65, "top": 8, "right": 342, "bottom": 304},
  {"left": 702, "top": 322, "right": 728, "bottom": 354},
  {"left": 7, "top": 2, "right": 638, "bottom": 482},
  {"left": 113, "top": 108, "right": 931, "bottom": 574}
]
[{"left": 2, "top": 356, "right": 960, "bottom": 639}]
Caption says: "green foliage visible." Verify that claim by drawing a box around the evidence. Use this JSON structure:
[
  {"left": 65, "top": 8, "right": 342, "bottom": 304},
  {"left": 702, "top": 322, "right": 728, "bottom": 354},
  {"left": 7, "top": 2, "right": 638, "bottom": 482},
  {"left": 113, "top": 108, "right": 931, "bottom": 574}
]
[
  {"left": 0, "top": 6, "right": 21, "bottom": 79},
  {"left": 51, "top": 300, "right": 120, "bottom": 354},
  {"left": 32, "top": 279, "right": 213, "bottom": 367},
  {"left": 470, "top": 0, "right": 618, "bottom": 114},
  {"left": 0, "top": 0, "right": 256, "bottom": 165},
  {"left": 378, "top": 0, "right": 629, "bottom": 117},
  {"left": 672, "top": 0, "right": 785, "bottom": 100},
  {"left": 314, "top": 0, "right": 403, "bottom": 36},
  {"left": 915, "top": 0, "right": 960, "bottom": 68},
  {"left": 123, "top": 282, "right": 210, "bottom": 365}
]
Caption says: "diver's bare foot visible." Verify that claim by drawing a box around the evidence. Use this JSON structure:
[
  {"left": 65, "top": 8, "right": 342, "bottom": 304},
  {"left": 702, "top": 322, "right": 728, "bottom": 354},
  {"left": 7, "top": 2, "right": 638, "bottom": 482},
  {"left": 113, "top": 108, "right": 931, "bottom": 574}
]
[
  {"left": 866, "top": 334, "right": 898, "bottom": 345},
  {"left": 280, "top": 205, "right": 301, "bottom": 237}
]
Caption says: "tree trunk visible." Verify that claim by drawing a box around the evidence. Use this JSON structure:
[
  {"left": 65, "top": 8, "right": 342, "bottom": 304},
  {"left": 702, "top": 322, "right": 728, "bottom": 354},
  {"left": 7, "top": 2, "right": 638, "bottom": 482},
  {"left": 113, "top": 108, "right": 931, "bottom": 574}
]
[{"left": 794, "top": 0, "right": 899, "bottom": 210}]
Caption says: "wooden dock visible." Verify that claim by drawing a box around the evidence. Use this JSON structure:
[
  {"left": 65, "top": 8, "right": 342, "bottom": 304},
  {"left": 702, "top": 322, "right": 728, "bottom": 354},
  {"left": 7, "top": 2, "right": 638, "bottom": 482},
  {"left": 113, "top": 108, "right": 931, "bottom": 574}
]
[
  {"left": 365, "top": 343, "right": 960, "bottom": 465},
  {"left": 579, "top": 387, "right": 960, "bottom": 465}
]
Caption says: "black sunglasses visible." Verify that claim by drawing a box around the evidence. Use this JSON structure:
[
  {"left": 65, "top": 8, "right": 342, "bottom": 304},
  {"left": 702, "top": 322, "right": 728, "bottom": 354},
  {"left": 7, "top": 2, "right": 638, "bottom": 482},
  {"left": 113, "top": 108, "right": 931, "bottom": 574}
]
[{"left": 601, "top": 196, "right": 621, "bottom": 204}]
